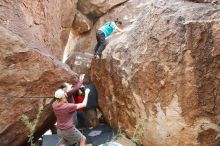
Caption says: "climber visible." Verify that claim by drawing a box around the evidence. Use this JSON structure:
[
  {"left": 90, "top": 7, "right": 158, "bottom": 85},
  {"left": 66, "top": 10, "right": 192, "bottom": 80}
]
[
  {"left": 94, "top": 19, "right": 123, "bottom": 59},
  {"left": 74, "top": 85, "right": 90, "bottom": 129},
  {"left": 52, "top": 74, "right": 90, "bottom": 146}
]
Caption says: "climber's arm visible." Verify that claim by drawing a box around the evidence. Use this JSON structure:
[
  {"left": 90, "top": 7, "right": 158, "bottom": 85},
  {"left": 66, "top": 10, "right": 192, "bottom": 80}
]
[
  {"left": 116, "top": 26, "right": 122, "bottom": 32},
  {"left": 76, "top": 88, "right": 90, "bottom": 109}
]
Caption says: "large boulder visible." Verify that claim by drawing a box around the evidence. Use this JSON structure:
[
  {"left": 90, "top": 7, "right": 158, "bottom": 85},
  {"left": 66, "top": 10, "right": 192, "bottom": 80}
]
[
  {"left": 0, "top": 0, "right": 77, "bottom": 59},
  {"left": 72, "top": 11, "right": 93, "bottom": 34},
  {"left": 89, "top": 0, "right": 220, "bottom": 145},
  {"left": 66, "top": 52, "right": 93, "bottom": 82},
  {"left": 77, "top": 0, "right": 128, "bottom": 17},
  {"left": 0, "top": 26, "right": 77, "bottom": 146},
  {"left": 0, "top": 0, "right": 79, "bottom": 144}
]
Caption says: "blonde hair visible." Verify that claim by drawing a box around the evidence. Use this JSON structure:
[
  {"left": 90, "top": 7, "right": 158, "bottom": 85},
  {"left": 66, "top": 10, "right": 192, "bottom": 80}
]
[{"left": 56, "top": 97, "right": 67, "bottom": 103}]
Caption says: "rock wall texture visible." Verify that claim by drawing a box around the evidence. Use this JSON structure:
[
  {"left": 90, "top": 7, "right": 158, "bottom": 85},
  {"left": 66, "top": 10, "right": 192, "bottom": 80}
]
[
  {"left": 0, "top": 0, "right": 128, "bottom": 144},
  {"left": 1, "top": 0, "right": 220, "bottom": 146},
  {"left": 0, "top": 0, "right": 77, "bottom": 59},
  {"left": 77, "top": 0, "right": 128, "bottom": 17},
  {"left": 0, "top": 0, "right": 78, "bottom": 145},
  {"left": 87, "top": 0, "right": 220, "bottom": 145},
  {"left": 0, "top": 25, "right": 77, "bottom": 146}
]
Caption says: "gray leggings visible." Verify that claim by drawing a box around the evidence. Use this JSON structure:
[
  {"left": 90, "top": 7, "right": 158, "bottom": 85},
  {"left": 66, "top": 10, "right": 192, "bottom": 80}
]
[{"left": 94, "top": 30, "right": 106, "bottom": 56}]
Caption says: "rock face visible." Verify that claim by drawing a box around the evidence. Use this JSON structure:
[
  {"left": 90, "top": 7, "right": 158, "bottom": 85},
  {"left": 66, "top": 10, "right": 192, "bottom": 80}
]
[
  {"left": 1, "top": 0, "right": 220, "bottom": 146},
  {"left": 0, "top": 0, "right": 77, "bottom": 59},
  {"left": 77, "top": 0, "right": 128, "bottom": 17},
  {"left": 88, "top": 0, "right": 220, "bottom": 145},
  {"left": 0, "top": 0, "right": 78, "bottom": 145},
  {"left": 66, "top": 52, "right": 93, "bottom": 82},
  {"left": 0, "top": 26, "right": 77, "bottom": 146},
  {"left": 72, "top": 11, "right": 93, "bottom": 34}
]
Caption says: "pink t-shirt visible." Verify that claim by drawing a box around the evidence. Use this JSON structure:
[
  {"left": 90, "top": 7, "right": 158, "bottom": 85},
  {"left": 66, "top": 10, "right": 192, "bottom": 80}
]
[{"left": 52, "top": 102, "right": 77, "bottom": 130}]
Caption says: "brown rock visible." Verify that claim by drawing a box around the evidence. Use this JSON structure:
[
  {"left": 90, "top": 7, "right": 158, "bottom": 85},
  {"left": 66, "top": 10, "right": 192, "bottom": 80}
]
[
  {"left": 0, "top": 26, "right": 77, "bottom": 146},
  {"left": 0, "top": 0, "right": 77, "bottom": 59},
  {"left": 61, "top": 0, "right": 77, "bottom": 28},
  {"left": 89, "top": 0, "right": 220, "bottom": 145},
  {"left": 72, "top": 11, "right": 93, "bottom": 34},
  {"left": 86, "top": 109, "right": 99, "bottom": 127},
  {"left": 77, "top": 0, "right": 128, "bottom": 17},
  {"left": 66, "top": 52, "right": 93, "bottom": 82}
]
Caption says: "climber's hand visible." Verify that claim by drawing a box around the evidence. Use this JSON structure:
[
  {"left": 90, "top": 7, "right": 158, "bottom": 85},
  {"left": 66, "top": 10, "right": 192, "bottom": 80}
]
[
  {"left": 85, "top": 88, "right": 90, "bottom": 95},
  {"left": 79, "top": 74, "right": 85, "bottom": 81}
]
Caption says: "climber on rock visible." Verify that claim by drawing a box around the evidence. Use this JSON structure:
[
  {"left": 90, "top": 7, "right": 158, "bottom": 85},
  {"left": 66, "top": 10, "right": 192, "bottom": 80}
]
[
  {"left": 74, "top": 85, "right": 90, "bottom": 129},
  {"left": 94, "top": 18, "right": 123, "bottom": 59},
  {"left": 52, "top": 74, "right": 90, "bottom": 146}
]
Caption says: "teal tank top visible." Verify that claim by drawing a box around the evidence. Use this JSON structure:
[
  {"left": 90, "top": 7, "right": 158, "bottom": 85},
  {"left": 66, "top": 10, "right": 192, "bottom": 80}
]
[{"left": 99, "top": 22, "right": 117, "bottom": 37}]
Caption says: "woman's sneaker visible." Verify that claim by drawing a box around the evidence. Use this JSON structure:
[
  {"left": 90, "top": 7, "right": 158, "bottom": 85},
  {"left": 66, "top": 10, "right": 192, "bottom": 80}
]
[{"left": 95, "top": 54, "right": 101, "bottom": 59}]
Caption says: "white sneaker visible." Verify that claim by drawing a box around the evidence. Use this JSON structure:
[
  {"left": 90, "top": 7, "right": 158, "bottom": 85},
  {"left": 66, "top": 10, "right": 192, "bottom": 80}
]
[{"left": 95, "top": 55, "right": 100, "bottom": 59}]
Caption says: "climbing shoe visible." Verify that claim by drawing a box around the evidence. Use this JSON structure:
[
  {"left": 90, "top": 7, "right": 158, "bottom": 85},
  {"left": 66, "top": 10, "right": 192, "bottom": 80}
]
[{"left": 95, "top": 54, "right": 101, "bottom": 59}]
